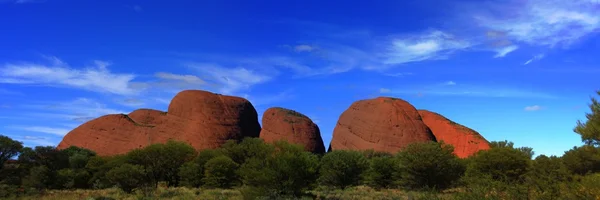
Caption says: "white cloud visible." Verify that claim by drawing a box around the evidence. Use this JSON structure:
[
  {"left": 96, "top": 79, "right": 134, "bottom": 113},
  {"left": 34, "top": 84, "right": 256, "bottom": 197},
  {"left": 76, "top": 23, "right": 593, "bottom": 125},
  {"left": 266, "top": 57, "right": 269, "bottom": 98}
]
[
  {"left": 524, "top": 105, "right": 542, "bottom": 111},
  {"left": 494, "top": 45, "right": 519, "bottom": 58},
  {"left": 13, "top": 0, "right": 44, "bottom": 3},
  {"left": 379, "top": 88, "right": 391, "bottom": 93},
  {"left": 445, "top": 81, "right": 457, "bottom": 85},
  {"left": 244, "top": 90, "right": 294, "bottom": 107},
  {"left": 187, "top": 63, "right": 271, "bottom": 95},
  {"left": 24, "top": 98, "right": 128, "bottom": 122},
  {"left": 387, "top": 84, "right": 556, "bottom": 99},
  {"left": 524, "top": 54, "right": 545, "bottom": 65},
  {"left": 13, "top": 126, "right": 71, "bottom": 136},
  {"left": 384, "top": 72, "right": 413, "bottom": 77},
  {"left": 294, "top": 45, "right": 316, "bottom": 52},
  {"left": 475, "top": 0, "right": 600, "bottom": 47},
  {"left": 383, "top": 30, "right": 471, "bottom": 64},
  {"left": 0, "top": 58, "right": 138, "bottom": 95}
]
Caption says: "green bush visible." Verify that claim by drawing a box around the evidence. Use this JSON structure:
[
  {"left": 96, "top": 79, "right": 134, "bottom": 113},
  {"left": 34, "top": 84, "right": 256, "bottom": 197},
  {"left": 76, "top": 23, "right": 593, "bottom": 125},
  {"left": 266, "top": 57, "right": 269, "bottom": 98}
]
[
  {"left": 364, "top": 155, "right": 397, "bottom": 189},
  {"left": 562, "top": 145, "right": 600, "bottom": 175},
  {"left": 466, "top": 144, "right": 532, "bottom": 183},
  {"left": 106, "top": 163, "right": 148, "bottom": 193},
  {"left": 238, "top": 141, "right": 319, "bottom": 198},
  {"left": 0, "top": 135, "right": 23, "bottom": 170},
  {"left": 318, "top": 150, "right": 369, "bottom": 189},
  {"left": 394, "top": 142, "right": 465, "bottom": 190},
  {"left": 202, "top": 156, "right": 239, "bottom": 188},
  {"left": 178, "top": 149, "right": 224, "bottom": 187},
  {"left": 126, "top": 140, "right": 197, "bottom": 187},
  {"left": 527, "top": 155, "right": 571, "bottom": 199}
]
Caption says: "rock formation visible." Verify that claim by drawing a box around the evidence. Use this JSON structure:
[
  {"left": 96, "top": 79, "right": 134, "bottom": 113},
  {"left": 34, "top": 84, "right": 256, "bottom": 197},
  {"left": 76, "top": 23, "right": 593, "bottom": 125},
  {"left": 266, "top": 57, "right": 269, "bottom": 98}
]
[
  {"left": 330, "top": 97, "right": 437, "bottom": 153},
  {"left": 418, "top": 110, "right": 490, "bottom": 158},
  {"left": 57, "top": 90, "right": 261, "bottom": 156},
  {"left": 259, "top": 107, "right": 325, "bottom": 154}
]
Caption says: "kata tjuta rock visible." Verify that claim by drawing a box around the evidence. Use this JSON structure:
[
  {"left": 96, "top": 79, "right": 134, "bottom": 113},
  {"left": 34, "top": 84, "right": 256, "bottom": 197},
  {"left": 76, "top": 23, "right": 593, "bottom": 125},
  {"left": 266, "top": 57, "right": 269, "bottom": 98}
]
[
  {"left": 259, "top": 107, "right": 325, "bottom": 154},
  {"left": 418, "top": 110, "right": 490, "bottom": 158},
  {"left": 330, "top": 97, "right": 436, "bottom": 153},
  {"left": 57, "top": 90, "right": 261, "bottom": 156}
]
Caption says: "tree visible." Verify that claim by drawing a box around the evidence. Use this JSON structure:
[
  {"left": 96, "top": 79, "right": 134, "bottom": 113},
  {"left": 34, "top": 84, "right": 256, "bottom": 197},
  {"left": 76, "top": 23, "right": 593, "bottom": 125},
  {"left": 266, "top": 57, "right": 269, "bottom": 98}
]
[
  {"left": 490, "top": 140, "right": 534, "bottom": 158},
  {"left": 562, "top": 145, "right": 600, "bottom": 175},
  {"left": 574, "top": 90, "right": 600, "bottom": 146},
  {"left": 0, "top": 135, "right": 23, "bottom": 170},
  {"left": 85, "top": 155, "right": 127, "bottom": 189},
  {"left": 126, "top": 140, "right": 196, "bottom": 187},
  {"left": 527, "top": 155, "right": 571, "bottom": 199},
  {"left": 466, "top": 145, "right": 532, "bottom": 183},
  {"left": 202, "top": 156, "right": 239, "bottom": 188},
  {"left": 106, "top": 164, "right": 149, "bottom": 193},
  {"left": 318, "top": 150, "right": 369, "bottom": 189},
  {"left": 238, "top": 141, "right": 319, "bottom": 198},
  {"left": 178, "top": 149, "right": 223, "bottom": 187},
  {"left": 394, "top": 142, "right": 465, "bottom": 190},
  {"left": 364, "top": 155, "right": 397, "bottom": 189},
  {"left": 220, "top": 138, "right": 273, "bottom": 165}
]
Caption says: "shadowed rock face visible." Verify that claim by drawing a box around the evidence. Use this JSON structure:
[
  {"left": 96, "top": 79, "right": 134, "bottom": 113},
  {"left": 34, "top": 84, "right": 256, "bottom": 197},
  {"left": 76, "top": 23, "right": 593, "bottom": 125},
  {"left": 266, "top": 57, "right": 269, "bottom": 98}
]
[
  {"left": 418, "top": 110, "right": 490, "bottom": 158},
  {"left": 57, "top": 90, "right": 261, "bottom": 156},
  {"left": 330, "top": 97, "right": 437, "bottom": 153},
  {"left": 259, "top": 107, "right": 325, "bottom": 154}
]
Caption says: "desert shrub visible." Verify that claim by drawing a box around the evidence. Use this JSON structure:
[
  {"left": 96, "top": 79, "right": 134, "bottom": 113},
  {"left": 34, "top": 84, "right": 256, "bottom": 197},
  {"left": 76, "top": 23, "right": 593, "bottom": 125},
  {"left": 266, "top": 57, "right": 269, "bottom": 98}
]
[
  {"left": 178, "top": 149, "right": 224, "bottom": 187},
  {"left": 202, "top": 156, "right": 239, "bottom": 188},
  {"left": 22, "top": 165, "right": 52, "bottom": 190},
  {"left": 318, "top": 150, "right": 369, "bottom": 189},
  {"left": 364, "top": 155, "right": 397, "bottom": 189},
  {"left": 220, "top": 138, "right": 274, "bottom": 165},
  {"left": 394, "top": 142, "right": 465, "bottom": 190},
  {"left": 126, "top": 140, "right": 196, "bottom": 187},
  {"left": 465, "top": 144, "right": 532, "bottom": 183},
  {"left": 106, "top": 163, "right": 148, "bottom": 193},
  {"left": 86, "top": 155, "right": 127, "bottom": 189},
  {"left": 238, "top": 141, "right": 319, "bottom": 198}
]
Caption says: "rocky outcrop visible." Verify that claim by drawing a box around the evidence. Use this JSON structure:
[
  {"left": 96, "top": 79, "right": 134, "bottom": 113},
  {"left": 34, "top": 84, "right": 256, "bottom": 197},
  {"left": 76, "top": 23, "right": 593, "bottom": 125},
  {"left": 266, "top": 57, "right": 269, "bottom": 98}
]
[
  {"left": 57, "top": 90, "right": 261, "bottom": 156},
  {"left": 330, "top": 97, "right": 437, "bottom": 153},
  {"left": 418, "top": 110, "right": 490, "bottom": 158},
  {"left": 259, "top": 107, "right": 325, "bottom": 154}
]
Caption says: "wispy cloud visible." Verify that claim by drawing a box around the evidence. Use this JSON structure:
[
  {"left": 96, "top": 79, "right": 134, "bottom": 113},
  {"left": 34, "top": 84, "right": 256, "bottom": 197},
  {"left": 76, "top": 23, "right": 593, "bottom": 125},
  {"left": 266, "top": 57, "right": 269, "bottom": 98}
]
[
  {"left": 383, "top": 30, "right": 471, "bottom": 65},
  {"left": 0, "top": 57, "right": 139, "bottom": 95},
  {"left": 186, "top": 63, "right": 271, "bottom": 95},
  {"left": 244, "top": 90, "right": 294, "bottom": 107},
  {"left": 444, "top": 81, "right": 457, "bottom": 86},
  {"left": 524, "top": 105, "right": 543, "bottom": 111},
  {"left": 385, "top": 83, "right": 556, "bottom": 99},
  {"left": 474, "top": 0, "right": 600, "bottom": 48},
  {"left": 379, "top": 88, "right": 392, "bottom": 93},
  {"left": 494, "top": 45, "right": 519, "bottom": 58},
  {"left": 23, "top": 98, "right": 127, "bottom": 122},
  {"left": 10, "top": 126, "right": 71, "bottom": 136},
  {"left": 383, "top": 72, "right": 414, "bottom": 77},
  {"left": 524, "top": 54, "right": 545, "bottom": 65},
  {"left": 294, "top": 44, "right": 317, "bottom": 52},
  {"left": 13, "top": 0, "right": 45, "bottom": 3}
]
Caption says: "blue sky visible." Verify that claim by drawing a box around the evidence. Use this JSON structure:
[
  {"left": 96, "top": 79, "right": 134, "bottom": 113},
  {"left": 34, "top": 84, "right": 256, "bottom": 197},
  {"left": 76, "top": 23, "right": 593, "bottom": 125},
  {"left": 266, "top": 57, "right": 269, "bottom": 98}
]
[{"left": 1, "top": 0, "right": 599, "bottom": 156}]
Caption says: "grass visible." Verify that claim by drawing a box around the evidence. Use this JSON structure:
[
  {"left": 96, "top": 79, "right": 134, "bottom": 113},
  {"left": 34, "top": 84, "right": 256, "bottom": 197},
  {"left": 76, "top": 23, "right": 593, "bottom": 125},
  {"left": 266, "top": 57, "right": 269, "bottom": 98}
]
[
  {"left": 3, "top": 187, "right": 242, "bottom": 200},
  {"left": 1, "top": 186, "right": 467, "bottom": 200}
]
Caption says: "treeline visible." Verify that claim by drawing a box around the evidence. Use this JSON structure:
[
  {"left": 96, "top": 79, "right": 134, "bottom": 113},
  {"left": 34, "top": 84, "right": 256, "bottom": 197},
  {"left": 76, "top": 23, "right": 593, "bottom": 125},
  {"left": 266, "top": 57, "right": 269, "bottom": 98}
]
[
  {"left": 1, "top": 91, "right": 599, "bottom": 199},
  {"left": 1, "top": 136, "right": 599, "bottom": 199}
]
